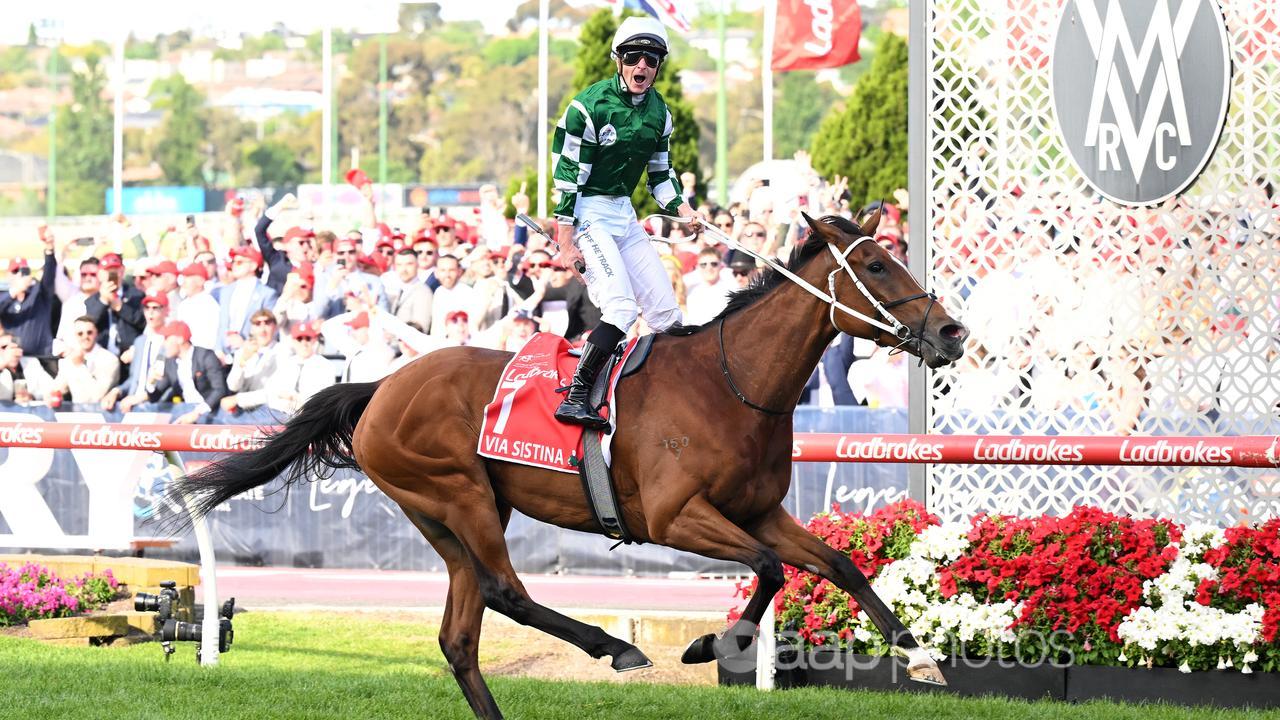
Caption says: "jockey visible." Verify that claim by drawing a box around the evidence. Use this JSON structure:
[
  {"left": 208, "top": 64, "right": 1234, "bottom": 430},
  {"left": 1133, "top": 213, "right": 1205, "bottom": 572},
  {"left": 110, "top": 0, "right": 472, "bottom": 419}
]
[{"left": 551, "top": 16, "right": 697, "bottom": 429}]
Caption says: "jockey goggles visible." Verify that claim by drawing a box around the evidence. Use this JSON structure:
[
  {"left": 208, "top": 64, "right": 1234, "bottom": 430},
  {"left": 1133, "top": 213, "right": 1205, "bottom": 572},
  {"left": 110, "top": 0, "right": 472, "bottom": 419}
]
[{"left": 620, "top": 50, "right": 662, "bottom": 68}]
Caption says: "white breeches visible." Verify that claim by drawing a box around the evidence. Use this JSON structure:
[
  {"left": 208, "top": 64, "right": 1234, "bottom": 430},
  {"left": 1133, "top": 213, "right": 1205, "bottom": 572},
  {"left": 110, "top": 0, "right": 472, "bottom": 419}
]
[{"left": 574, "top": 195, "right": 682, "bottom": 333}]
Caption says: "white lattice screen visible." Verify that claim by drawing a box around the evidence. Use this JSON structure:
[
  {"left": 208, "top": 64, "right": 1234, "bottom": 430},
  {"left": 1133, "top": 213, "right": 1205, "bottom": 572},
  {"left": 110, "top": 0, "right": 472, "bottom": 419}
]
[{"left": 923, "top": 0, "right": 1280, "bottom": 523}]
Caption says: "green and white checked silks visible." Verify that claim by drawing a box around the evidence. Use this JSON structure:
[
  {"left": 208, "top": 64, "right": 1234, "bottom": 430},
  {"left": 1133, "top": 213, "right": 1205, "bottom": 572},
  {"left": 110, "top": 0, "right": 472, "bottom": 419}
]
[{"left": 551, "top": 75, "right": 684, "bottom": 224}]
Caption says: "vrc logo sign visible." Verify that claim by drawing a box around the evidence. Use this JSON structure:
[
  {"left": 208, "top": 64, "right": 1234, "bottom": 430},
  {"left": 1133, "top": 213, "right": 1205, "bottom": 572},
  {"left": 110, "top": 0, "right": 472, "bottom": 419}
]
[{"left": 1052, "top": 0, "right": 1230, "bottom": 205}]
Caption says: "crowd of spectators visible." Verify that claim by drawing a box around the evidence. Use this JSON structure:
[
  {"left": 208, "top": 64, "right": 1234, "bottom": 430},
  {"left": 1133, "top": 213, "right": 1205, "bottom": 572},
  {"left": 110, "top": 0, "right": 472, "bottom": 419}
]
[{"left": 0, "top": 158, "right": 914, "bottom": 418}]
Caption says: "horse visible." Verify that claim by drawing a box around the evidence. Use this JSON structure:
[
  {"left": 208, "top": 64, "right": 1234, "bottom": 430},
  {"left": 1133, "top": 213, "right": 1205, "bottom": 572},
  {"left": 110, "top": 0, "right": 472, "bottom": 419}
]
[{"left": 171, "top": 212, "right": 969, "bottom": 719}]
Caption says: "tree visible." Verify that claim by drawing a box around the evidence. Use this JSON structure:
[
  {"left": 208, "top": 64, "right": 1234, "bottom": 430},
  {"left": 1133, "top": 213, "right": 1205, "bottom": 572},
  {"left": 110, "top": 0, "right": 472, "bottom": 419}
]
[
  {"left": 337, "top": 38, "right": 435, "bottom": 184},
  {"left": 567, "top": 11, "right": 703, "bottom": 216},
  {"left": 811, "top": 32, "right": 908, "bottom": 212},
  {"left": 420, "top": 55, "right": 573, "bottom": 185},
  {"left": 205, "top": 108, "right": 253, "bottom": 186},
  {"left": 26, "top": 23, "right": 37, "bottom": 48},
  {"left": 774, "top": 71, "right": 840, "bottom": 160},
  {"left": 571, "top": 11, "right": 619, "bottom": 91},
  {"left": 399, "top": 3, "right": 444, "bottom": 35},
  {"left": 243, "top": 140, "right": 303, "bottom": 187},
  {"left": 55, "top": 53, "right": 112, "bottom": 215},
  {"left": 152, "top": 75, "right": 208, "bottom": 186}
]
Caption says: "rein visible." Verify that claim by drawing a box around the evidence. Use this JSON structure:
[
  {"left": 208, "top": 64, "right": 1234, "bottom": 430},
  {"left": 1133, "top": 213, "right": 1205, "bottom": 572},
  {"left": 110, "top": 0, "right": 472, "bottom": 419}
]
[{"left": 654, "top": 216, "right": 943, "bottom": 414}]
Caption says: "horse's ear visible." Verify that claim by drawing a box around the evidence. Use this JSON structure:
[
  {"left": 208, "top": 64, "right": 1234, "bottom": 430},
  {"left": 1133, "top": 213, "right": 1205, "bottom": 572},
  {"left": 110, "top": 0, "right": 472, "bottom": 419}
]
[
  {"left": 859, "top": 205, "right": 882, "bottom": 237},
  {"left": 802, "top": 212, "right": 834, "bottom": 242}
]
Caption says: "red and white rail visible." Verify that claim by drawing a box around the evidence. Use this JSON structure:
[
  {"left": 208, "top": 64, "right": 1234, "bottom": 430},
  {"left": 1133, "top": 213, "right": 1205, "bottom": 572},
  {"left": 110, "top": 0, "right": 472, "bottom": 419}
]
[{"left": 0, "top": 421, "right": 1276, "bottom": 467}]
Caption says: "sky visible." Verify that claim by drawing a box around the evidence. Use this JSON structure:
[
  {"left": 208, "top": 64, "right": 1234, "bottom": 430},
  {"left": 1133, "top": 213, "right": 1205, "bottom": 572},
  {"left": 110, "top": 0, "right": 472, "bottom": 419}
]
[
  {"left": 4, "top": 0, "right": 528, "bottom": 45},
  {"left": 3, "top": 1, "right": 786, "bottom": 46}
]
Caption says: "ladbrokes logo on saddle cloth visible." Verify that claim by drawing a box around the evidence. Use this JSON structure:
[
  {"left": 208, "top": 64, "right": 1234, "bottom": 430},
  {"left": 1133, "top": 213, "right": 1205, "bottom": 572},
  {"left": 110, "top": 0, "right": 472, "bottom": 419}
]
[{"left": 478, "top": 333, "right": 637, "bottom": 474}]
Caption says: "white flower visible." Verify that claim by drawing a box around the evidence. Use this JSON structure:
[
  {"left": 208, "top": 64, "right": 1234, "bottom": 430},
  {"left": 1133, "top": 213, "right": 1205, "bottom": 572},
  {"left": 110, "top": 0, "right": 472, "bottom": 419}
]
[
  {"left": 1118, "top": 651, "right": 1128, "bottom": 663},
  {"left": 1178, "top": 662, "right": 1191, "bottom": 673},
  {"left": 1241, "top": 664, "right": 1253, "bottom": 674},
  {"left": 913, "top": 523, "right": 969, "bottom": 563},
  {"left": 1243, "top": 650, "right": 1258, "bottom": 663}
]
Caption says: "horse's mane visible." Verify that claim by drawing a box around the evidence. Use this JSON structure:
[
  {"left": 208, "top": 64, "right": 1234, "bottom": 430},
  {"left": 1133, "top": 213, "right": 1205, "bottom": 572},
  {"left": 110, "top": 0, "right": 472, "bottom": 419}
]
[{"left": 665, "top": 215, "right": 864, "bottom": 336}]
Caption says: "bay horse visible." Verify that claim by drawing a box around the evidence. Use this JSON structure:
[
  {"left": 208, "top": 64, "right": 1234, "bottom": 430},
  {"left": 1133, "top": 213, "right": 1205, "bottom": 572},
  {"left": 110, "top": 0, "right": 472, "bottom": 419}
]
[{"left": 171, "top": 212, "right": 968, "bottom": 719}]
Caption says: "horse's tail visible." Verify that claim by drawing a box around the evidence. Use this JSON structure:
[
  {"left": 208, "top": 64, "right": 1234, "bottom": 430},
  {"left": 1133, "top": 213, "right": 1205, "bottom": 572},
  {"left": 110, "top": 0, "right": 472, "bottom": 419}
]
[{"left": 166, "top": 381, "right": 380, "bottom": 527}]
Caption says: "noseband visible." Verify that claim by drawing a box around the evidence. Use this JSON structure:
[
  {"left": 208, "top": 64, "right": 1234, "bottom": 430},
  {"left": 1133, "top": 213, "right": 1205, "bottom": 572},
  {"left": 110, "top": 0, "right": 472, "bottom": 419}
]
[{"left": 825, "top": 236, "right": 941, "bottom": 362}]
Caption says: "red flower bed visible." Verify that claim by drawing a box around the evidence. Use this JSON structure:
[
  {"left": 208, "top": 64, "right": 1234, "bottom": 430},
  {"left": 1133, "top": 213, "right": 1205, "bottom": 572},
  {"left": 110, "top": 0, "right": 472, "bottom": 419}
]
[
  {"left": 1196, "top": 518, "right": 1280, "bottom": 643},
  {"left": 728, "top": 501, "right": 1271, "bottom": 670},
  {"left": 941, "top": 507, "right": 1180, "bottom": 663}
]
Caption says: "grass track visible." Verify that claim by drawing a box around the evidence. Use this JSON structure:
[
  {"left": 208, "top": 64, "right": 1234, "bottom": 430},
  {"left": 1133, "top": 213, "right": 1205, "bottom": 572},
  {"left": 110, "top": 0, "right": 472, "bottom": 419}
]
[{"left": 1, "top": 611, "right": 1275, "bottom": 720}]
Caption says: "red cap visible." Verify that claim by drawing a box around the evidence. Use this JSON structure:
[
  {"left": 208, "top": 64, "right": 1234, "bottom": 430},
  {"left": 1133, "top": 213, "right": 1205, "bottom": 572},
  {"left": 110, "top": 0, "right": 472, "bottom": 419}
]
[
  {"left": 99, "top": 253, "right": 124, "bottom": 270},
  {"left": 433, "top": 216, "right": 457, "bottom": 231},
  {"left": 227, "top": 197, "right": 245, "bottom": 216},
  {"left": 412, "top": 228, "right": 435, "bottom": 244},
  {"left": 160, "top": 321, "right": 192, "bottom": 342},
  {"left": 356, "top": 253, "right": 383, "bottom": 272},
  {"left": 230, "top": 245, "right": 263, "bottom": 267},
  {"left": 374, "top": 236, "right": 396, "bottom": 250},
  {"left": 344, "top": 311, "right": 370, "bottom": 329},
  {"left": 179, "top": 263, "right": 210, "bottom": 280},
  {"left": 284, "top": 226, "right": 316, "bottom": 243},
  {"left": 345, "top": 167, "right": 371, "bottom": 191},
  {"left": 292, "top": 261, "right": 315, "bottom": 287},
  {"left": 142, "top": 294, "right": 169, "bottom": 309},
  {"left": 291, "top": 320, "right": 321, "bottom": 339},
  {"left": 149, "top": 260, "right": 179, "bottom": 275},
  {"left": 445, "top": 310, "right": 469, "bottom": 324},
  {"left": 8, "top": 258, "right": 28, "bottom": 273}
]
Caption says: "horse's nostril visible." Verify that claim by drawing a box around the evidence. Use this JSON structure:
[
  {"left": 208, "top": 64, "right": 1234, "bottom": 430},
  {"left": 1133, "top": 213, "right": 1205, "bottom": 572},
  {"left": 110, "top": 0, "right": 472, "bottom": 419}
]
[{"left": 940, "top": 323, "right": 967, "bottom": 341}]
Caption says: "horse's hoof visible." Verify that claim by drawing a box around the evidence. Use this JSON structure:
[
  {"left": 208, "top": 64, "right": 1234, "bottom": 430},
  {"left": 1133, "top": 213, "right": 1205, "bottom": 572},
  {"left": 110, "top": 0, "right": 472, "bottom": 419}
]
[
  {"left": 680, "top": 633, "right": 717, "bottom": 664},
  {"left": 611, "top": 646, "right": 652, "bottom": 672},
  {"left": 893, "top": 646, "right": 948, "bottom": 686}
]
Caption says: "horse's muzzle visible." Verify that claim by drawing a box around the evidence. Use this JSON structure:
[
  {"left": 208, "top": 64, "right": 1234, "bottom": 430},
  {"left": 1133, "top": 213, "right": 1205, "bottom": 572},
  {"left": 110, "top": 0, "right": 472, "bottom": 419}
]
[{"left": 922, "top": 322, "right": 969, "bottom": 368}]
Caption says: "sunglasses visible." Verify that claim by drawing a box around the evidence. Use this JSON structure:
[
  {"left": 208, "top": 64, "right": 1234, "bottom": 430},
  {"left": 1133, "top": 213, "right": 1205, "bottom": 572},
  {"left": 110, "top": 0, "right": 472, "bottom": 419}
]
[
  {"left": 336, "top": 249, "right": 357, "bottom": 256},
  {"left": 252, "top": 319, "right": 276, "bottom": 327},
  {"left": 419, "top": 249, "right": 436, "bottom": 256},
  {"left": 746, "top": 231, "right": 767, "bottom": 238},
  {"left": 698, "top": 261, "right": 721, "bottom": 268},
  {"left": 621, "top": 50, "right": 661, "bottom": 68},
  {"left": 732, "top": 269, "right": 752, "bottom": 277},
  {"left": 377, "top": 247, "right": 394, "bottom": 255},
  {"left": 295, "top": 335, "right": 318, "bottom": 342},
  {"left": 531, "top": 262, "right": 554, "bottom": 269}
]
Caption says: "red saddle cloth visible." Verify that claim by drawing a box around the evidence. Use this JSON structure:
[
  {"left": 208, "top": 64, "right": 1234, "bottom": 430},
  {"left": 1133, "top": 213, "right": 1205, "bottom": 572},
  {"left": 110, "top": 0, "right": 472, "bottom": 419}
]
[{"left": 477, "top": 332, "right": 637, "bottom": 474}]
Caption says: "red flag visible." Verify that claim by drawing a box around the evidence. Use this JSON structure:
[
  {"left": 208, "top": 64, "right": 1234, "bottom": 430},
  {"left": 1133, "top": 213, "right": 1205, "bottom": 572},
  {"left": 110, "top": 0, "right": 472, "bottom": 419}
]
[{"left": 772, "top": 0, "right": 862, "bottom": 72}]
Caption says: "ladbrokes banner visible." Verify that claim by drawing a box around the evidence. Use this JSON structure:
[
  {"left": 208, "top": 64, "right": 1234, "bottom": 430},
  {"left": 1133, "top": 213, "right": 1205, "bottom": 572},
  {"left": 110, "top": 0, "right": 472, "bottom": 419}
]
[
  {"left": 0, "top": 404, "right": 909, "bottom": 574},
  {"left": 772, "top": 0, "right": 862, "bottom": 72}
]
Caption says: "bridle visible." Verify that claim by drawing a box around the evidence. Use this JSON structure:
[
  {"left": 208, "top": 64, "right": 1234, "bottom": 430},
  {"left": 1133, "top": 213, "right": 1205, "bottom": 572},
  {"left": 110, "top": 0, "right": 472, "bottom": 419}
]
[{"left": 657, "top": 216, "right": 942, "bottom": 415}]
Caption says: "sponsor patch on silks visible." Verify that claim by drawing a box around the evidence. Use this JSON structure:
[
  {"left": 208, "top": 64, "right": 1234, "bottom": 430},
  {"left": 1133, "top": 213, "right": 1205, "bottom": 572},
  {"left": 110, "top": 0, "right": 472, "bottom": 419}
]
[{"left": 478, "top": 332, "right": 638, "bottom": 474}]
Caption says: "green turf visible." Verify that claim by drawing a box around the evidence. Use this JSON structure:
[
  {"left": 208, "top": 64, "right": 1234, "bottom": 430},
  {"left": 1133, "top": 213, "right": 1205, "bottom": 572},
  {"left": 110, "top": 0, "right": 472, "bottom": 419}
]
[{"left": 0, "top": 611, "right": 1274, "bottom": 720}]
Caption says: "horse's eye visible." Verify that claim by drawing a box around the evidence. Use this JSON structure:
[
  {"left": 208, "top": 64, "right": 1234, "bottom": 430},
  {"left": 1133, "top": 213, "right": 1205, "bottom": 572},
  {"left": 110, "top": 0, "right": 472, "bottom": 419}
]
[{"left": 868, "top": 261, "right": 885, "bottom": 274}]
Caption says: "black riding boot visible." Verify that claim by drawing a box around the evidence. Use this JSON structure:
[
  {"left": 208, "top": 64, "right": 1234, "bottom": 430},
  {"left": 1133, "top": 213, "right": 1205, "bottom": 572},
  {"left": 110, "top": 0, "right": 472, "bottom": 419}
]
[{"left": 554, "top": 342, "right": 614, "bottom": 430}]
